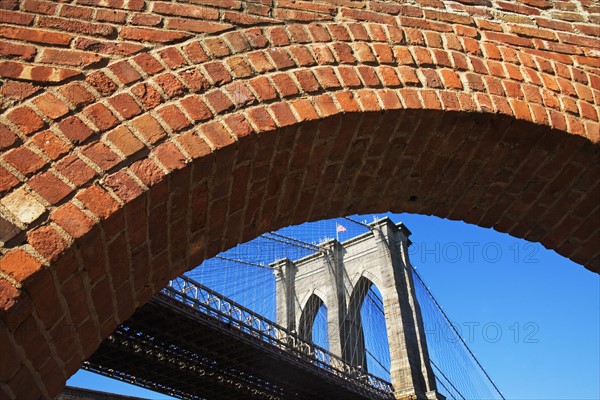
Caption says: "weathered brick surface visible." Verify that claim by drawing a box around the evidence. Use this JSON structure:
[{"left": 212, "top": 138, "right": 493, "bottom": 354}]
[{"left": 0, "top": 0, "right": 599, "bottom": 398}]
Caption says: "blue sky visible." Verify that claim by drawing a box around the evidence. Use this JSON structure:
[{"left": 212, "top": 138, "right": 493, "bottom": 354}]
[{"left": 68, "top": 213, "right": 600, "bottom": 399}]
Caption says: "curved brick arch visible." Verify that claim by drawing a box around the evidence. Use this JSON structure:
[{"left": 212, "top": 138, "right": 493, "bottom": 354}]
[{"left": 1, "top": 0, "right": 599, "bottom": 398}]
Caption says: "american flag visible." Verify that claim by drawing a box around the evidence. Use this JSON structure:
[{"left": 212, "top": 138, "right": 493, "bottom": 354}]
[{"left": 336, "top": 223, "right": 346, "bottom": 233}]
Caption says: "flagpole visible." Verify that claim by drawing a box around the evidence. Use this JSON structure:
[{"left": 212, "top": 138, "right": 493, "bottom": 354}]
[{"left": 336, "top": 222, "right": 338, "bottom": 242}]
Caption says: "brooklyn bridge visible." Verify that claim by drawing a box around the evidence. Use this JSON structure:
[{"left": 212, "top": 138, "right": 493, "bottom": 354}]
[{"left": 76, "top": 217, "right": 504, "bottom": 399}]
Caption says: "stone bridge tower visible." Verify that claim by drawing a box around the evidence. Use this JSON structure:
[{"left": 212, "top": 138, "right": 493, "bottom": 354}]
[{"left": 274, "top": 218, "right": 441, "bottom": 400}]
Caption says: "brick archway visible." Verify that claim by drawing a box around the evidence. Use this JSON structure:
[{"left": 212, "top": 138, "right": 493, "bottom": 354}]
[{"left": 1, "top": 1, "right": 598, "bottom": 398}]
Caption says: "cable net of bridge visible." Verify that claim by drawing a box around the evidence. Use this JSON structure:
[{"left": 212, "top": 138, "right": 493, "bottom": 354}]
[{"left": 185, "top": 214, "right": 505, "bottom": 400}]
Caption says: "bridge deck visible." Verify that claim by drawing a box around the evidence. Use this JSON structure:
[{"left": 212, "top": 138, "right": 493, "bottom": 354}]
[{"left": 84, "top": 278, "right": 394, "bottom": 400}]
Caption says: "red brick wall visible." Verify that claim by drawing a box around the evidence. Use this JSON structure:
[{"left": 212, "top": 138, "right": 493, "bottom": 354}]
[{"left": 1, "top": 0, "right": 599, "bottom": 397}]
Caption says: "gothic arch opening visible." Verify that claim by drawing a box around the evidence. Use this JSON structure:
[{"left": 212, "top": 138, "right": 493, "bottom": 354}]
[
  {"left": 298, "top": 293, "right": 329, "bottom": 350},
  {"left": 344, "top": 276, "right": 392, "bottom": 382}
]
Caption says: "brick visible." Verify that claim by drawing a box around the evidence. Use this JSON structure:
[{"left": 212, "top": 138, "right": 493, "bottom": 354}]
[
  {"left": 353, "top": 43, "right": 376, "bottom": 64},
  {"left": 74, "top": 38, "right": 145, "bottom": 57},
  {"left": 30, "top": 130, "right": 70, "bottom": 160},
  {"left": 397, "top": 66, "right": 421, "bottom": 86},
  {"left": 356, "top": 89, "right": 381, "bottom": 111},
  {"left": 0, "top": 250, "right": 43, "bottom": 284},
  {"left": 181, "top": 96, "right": 213, "bottom": 122},
  {"left": 337, "top": 66, "right": 363, "bottom": 88},
  {"left": 165, "top": 18, "right": 233, "bottom": 34},
  {"left": 38, "top": 16, "right": 115, "bottom": 37},
  {"left": 96, "top": 9, "right": 127, "bottom": 23},
  {"left": 205, "top": 90, "right": 235, "bottom": 114},
  {"left": 203, "top": 37, "right": 231, "bottom": 58},
  {"left": 51, "top": 203, "right": 94, "bottom": 239},
  {"left": 267, "top": 26, "right": 290, "bottom": 46},
  {"left": 0, "top": 166, "right": 19, "bottom": 194},
  {"left": 109, "top": 61, "right": 142, "bottom": 85},
  {"left": 372, "top": 43, "right": 395, "bottom": 64},
  {"left": 223, "top": 31, "right": 251, "bottom": 53},
  {"left": 3, "top": 146, "right": 46, "bottom": 176},
  {"left": 28, "top": 171, "right": 72, "bottom": 204},
  {"left": 106, "top": 126, "right": 144, "bottom": 157},
  {"left": 249, "top": 76, "right": 277, "bottom": 101},
  {"left": 176, "top": 131, "right": 212, "bottom": 158},
  {"left": 76, "top": 185, "right": 119, "bottom": 219},
  {"left": 131, "top": 83, "right": 163, "bottom": 110},
  {"left": 0, "top": 81, "right": 38, "bottom": 101},
  {"left": 335, "top": 91, "right": 361, "bottom": 113},
  {"left": 22, "top": 0, "right": 56, "bottom": 14},
  {"left": 271, "top": 73, "right": 300, "bottom": 98},
  {"left": 0, "top": 123, "right": 17, "bottom": 149},
  {"left": 55, "top": 154, "right": 96, "bottom": 186},
  {"left": 439, "top": 69, "right": 463, "bottom": 89},
  {"left": 0, "top": 9, "right": 35, "bottom": 25},
  {"left": 0, "top": 26, "right": 72, "bottom": 45},
  {"left": 0, "top": 41, "right": 36, "bottom": 60},
  {"left": 357, "top": 66, "right": 381, "bottom": 87},
  {"left": 225, "top": 82, "right": 256, "bottom": 107},
  {"left": 157, "top": 104, "right": 191, "bottom": 132},
  {"left": 158, "top": 47, "right": 187, "bottom": 69},
  {"left": 247, "top": 107, "right": 276, "bottom": 132},
  {"left": 203, "top": 62, "right": 232, "bottom": 86},
  {"left": 86, "top": 71, "right": 118, "bottom": 96},
  {"left": 103, "top": 170, "right": 144, "bottom": 203},
  {"left": 153, "top": 2, "right": 218, "bottom": 19},
  {"left": 121, "top": 26, "right": 191, "bottom": 43},
  {"left": 7, "top": 106, "right": 44, "bottom": 135},
  {"left": 270, "top": 102, "right": 297, "bottom": 127},
  {"left": 153, "top": 142, "right": 187, "bottom": 171},
  {"left": 420, "top": 69, "right": 444, "bottom": 89},
  {"left": 226, "top": 56, "right": 254, "bottom": 78},
  {"left": 267, "top": 48, "right": 296, "bottom": 70},
  {"left": 39, "top": 49, "right": 103, "bottom": 68},
  {"left": 108, "top": 93, "right": 143, "bottom": 120},
  {"left": 133, "top": 53, "right": 164, "bottom": 75},
  {"left": 59, "top": 83, "right": 95, "bottom": 108},
  {"left": 330, "top": 42, "right": 356, "bottom": 64},
  {"left": 58, "top": 116, "right": 94, "bottom": 144},
  {"left": 182, "top": 41, "right": 209, "bottom": 64},
  {"left": 131, "top": 13, "right": 161, "bottom": 26},
  {"left": 314, "top": 67, "right": 342, "bottom": 89},
  {"left": 294, "top": 70, "right": 321, "bottom": 93},
  {"left": 224, "top": 114, "right": 253, "bottom": 138},
  {"left": 82, "top": 142, "right": 122, "bottom": 171},
  {"left": 129, "top": 158, "right": 165, "bottom": 186},
  {"left": 131, "top": 114, "right": 166, "bottom": 144},
  {"left": 290, "top": 98, "right": 319, "bottom": 121},
  {"left": 289, "top": 45, "right": 316, "bottom": 67},
  {"left": 32, "top": 93, "right": 69, "bottom": 120},
  {"left": 180, "top": 68, "right": 210, "bottom": 93},
  {"left": 245, "top": 27, "right": 269, "bottom": 48},
  {"left": 84, "top": 103, "right": 119, "bottom": 132},
  {"left": 1, "top": 187, "right": 45, "bottom": 225},
  {"left": 154, "top": 73, "right": 186, "bottom": 99},
  {"left": 247, "top": 51, "right": 275, "bottom": 73},
  {"left": 201, "top": 121, "right": 235, "bottom": 149},
  {"left": 311, "top": 44, "right": 336, "bottom": 65},
  {"left": 314, "top": 93, "right": 338, "bottom": 117}
]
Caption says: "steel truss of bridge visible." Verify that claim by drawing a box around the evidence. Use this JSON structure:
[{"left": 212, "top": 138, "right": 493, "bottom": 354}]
[{"left": 84, "top": 275, "right": 395, "bottom": 400}]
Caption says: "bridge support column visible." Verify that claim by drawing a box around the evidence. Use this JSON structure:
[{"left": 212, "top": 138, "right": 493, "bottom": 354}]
[
  {"left": 274, "top": 259, "right": 297, "bottom": 332},
  {"left": 371, "top": 219, "right": 443, "bottom": 400}
]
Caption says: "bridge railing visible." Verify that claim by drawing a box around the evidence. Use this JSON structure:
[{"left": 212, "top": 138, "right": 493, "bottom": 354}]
[{"left": 163, "top": 275, "right": 394, "bottom": 397}]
